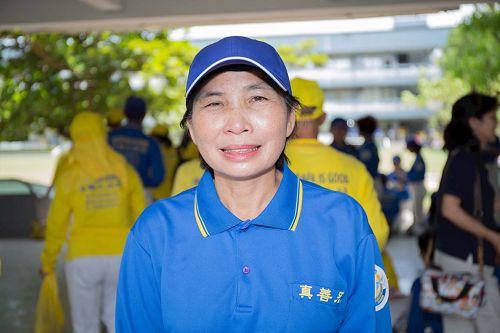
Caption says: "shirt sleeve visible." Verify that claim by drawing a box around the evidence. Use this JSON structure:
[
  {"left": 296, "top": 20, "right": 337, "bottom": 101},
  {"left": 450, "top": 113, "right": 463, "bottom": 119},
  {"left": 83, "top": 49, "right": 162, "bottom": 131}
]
[
  {"left": 40, "top": 176, "right": 72, "bottom": 273},
  {"left": 441, "top": 152, "right": 474, "bottom": 199},
  {"left": 116, "top": 230, "right": 163, "bottom": 333},
  {"left": 356, "top": 167, "right": 389, "bottom": 250},
  {"left": 338, "top": 234, "right": 392, "bottom": 332}
]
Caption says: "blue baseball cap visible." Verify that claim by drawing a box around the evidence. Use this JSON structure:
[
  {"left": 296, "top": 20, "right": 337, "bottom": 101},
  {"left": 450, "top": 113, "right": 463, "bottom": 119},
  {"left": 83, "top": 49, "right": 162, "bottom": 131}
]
[{"left": 186, "top": 36, "right": 291, "bottom": 99}]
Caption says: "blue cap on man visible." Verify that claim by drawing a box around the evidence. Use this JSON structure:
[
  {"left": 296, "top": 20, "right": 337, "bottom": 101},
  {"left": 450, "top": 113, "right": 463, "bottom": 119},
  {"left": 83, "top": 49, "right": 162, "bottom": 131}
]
[{"left": 185, "top": 36, "right": 291, "bottom": 99}]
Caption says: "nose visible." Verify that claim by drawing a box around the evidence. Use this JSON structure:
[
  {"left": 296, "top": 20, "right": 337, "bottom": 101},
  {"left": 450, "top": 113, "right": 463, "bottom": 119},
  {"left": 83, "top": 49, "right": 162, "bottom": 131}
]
[{"left": 224, "top": 105, "right": 251, "bottom": 135}]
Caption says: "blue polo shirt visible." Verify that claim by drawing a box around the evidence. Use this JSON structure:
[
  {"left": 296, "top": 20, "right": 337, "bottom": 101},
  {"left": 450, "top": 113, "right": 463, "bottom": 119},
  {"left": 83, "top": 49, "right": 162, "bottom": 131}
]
[
  {"left": 407, "top": 153, "right": 426, "bottom": 183},
  {"left": 356, "top": 139, "right": 380, "bottom": 179},
  {"left": 116, "top": 164, "right": 391, "bottom": 332}
]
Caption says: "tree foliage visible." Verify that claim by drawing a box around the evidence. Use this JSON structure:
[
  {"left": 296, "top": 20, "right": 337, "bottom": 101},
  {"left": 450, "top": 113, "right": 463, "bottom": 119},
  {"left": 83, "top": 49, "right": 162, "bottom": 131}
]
[
  {"left": 401, "top": 5, "right": 499, "bottom": 127},
  {"left": 0, "top": 31, "right": 198, "bottom": 141},
  {"left": 440, "top": 5, "right": 500, "bottom": 93},
  {"left": 276, "top": 39, "right": 328, "bottom": 68}
]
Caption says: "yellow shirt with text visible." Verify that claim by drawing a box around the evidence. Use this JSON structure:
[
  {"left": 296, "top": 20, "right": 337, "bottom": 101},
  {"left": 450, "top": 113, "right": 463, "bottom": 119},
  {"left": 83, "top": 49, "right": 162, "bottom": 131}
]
[{"left": 286, "top": 138, "right": 389, "bottom": 249}]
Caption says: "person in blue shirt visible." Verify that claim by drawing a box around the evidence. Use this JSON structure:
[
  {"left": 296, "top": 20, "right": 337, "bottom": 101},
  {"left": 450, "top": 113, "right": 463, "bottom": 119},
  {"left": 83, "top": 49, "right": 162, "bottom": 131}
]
[
  {"left": 115, "top": 36, "right": 391, "bottom": 332},
  {"left": 108, "top": 96, "right": 165, "bottom": 197},
  {"left": 330, "top": 118, "right": 356, "bottom": 156},
  {"left": 356, "top": 115, "right": 383, "bottom": 198},
  {"left": 387, "top": 155, "right": 408, "bottom": 193},
  {"left": 381, "top": 156, "right": 410, "bottom": 228},
  {"left": 406, "top": 137, "right": 427, "bottom": 235}
]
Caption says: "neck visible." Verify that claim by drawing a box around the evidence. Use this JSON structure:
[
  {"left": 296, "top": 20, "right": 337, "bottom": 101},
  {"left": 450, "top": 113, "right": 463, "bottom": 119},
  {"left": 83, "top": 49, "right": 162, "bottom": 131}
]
[
  {"left": 126, "top": 120, "right": 143, "bottom": 129},
  {"left": 295, "top": 121, "right": 319, "bottom": 139},
  {"left": 214, "top": 168, "right": 282, "bottom": 220}
]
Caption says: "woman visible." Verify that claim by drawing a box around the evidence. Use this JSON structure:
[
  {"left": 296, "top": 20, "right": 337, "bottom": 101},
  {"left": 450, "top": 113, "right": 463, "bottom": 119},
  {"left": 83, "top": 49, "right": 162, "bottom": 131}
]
[
  {"left": 40, "top": 112, "right": 146, "bottom": 333},
  {"left": 434, "top": 92, "right": 500, "bottom": 333},
  {"left": 115, "top": 36, "right": 391, "bottom": 332}
]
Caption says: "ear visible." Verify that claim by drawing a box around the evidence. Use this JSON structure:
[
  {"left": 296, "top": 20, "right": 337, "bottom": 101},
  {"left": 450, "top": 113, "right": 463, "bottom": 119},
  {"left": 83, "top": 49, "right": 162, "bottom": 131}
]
[
  {"left": 186, "top": 121, "right": 197, "bottom": 146},
  {"left": 286, "top": 111, "right": 296, "bottom": 137}
]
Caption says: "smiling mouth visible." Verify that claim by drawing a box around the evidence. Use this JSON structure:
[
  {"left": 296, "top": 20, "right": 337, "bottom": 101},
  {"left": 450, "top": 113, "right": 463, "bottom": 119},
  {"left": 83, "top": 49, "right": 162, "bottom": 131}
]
[{"left": 221, "top": 146, "right": 260, "bottom": 153}]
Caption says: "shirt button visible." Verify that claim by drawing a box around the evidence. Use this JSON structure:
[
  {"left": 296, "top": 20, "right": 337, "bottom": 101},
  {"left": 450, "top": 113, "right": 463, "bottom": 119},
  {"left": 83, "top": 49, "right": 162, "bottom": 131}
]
[{"left": 242, "top": 266, "right": 250, "bottom": 274}]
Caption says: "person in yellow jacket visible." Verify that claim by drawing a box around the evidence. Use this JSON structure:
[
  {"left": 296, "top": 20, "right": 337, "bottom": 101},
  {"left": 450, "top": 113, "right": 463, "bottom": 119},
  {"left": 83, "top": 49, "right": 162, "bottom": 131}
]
[
  {"left": 170, "top": 157, "right": 204, "bottom": 196},
  {"left": 150, "top": 124, "right": 180, "bottom": 199},
  {"left": 40, "top": 112, "right": 146, "bottom": 333},
  {"left": 285, "top": 78, "right": 399, "bottom": 294}
]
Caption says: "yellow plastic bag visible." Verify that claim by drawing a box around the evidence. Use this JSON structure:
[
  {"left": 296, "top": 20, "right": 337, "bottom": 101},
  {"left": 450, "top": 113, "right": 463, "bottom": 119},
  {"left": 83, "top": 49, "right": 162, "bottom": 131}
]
[{"left": 34, "top": 272, "right": 64, "bottom": 333}]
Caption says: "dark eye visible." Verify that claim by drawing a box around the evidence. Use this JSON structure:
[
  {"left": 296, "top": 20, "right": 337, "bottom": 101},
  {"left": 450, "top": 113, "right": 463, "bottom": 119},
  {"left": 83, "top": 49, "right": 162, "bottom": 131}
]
[
  {"left": 251, "top": 96, "right": 268, "bottom": 102},
  {"left": 204, "top": 102, "right": 222, "bottom": 108}
]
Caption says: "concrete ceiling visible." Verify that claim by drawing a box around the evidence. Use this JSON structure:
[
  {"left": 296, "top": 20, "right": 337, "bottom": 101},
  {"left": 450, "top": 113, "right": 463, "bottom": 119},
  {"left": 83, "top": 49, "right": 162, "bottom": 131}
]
[{"left": 0, "top": 0, "right": 476, "bottom": 32}]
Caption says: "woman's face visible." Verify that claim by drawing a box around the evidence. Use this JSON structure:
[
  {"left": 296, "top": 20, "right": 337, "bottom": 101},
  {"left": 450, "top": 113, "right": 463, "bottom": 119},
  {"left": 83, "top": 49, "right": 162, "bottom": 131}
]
[
  {"left": 187, "top": 70, "right": 295, "bottom": 181},
  {"left": 470, "top": 110, "right": 498, "bottom": 145}
]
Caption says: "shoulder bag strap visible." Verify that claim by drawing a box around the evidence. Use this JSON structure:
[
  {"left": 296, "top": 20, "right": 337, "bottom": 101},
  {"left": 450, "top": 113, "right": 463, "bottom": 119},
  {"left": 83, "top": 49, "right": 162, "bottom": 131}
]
[{"left": 473, "top": 154, "right": 485, "bottom": 276}]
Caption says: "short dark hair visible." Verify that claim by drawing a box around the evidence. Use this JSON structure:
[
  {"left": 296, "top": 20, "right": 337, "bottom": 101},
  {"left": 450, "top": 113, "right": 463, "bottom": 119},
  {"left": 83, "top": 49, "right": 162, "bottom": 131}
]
[
  {"left": 330, "top": 118, "right": 348, "bottom": 130},
  {"left": 180, "top": 65, "right": 300, "bottom": 173},
  {"left": 406, "top": 138, "right": 422, "bottom": 153},
  {"left": 357, "top": 116, "right": 377, "bottom": 135},
  {"left": 124, "top": 96, "right": 146, "bottom": 120}
]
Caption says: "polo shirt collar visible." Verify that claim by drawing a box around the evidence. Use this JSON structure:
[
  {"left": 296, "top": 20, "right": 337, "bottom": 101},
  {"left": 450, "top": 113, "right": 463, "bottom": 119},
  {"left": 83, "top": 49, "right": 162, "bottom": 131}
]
[{"left": 194, "top": 164, "right": 303, "bottom": 237}]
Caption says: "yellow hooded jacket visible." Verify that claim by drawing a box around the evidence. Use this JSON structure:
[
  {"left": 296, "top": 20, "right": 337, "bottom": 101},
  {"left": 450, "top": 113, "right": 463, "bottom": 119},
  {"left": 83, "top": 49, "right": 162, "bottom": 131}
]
[
  {"left": 41, "top": 112, "right": 146, "bottom": 273},
  {"left": 286, "top": 138, "right": 389, "bottom": 250}
]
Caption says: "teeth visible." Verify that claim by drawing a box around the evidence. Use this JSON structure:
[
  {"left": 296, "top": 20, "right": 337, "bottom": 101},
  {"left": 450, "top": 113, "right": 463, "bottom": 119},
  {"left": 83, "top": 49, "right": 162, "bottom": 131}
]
[{"left": 224, "top": 147, "right": 258, "bottom": 153}]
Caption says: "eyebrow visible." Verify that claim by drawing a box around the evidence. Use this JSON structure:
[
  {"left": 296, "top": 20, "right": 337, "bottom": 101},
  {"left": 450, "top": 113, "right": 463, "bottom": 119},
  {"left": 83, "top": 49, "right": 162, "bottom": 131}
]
[
  {"left": 245, "top": 82, "right": 273, "bottom": 91},
  {"left": 195, "top": 82, "right": 273, "bottom": 101},
  {"left": 195, "top": 91, "right": 223, "bottom": 101}
]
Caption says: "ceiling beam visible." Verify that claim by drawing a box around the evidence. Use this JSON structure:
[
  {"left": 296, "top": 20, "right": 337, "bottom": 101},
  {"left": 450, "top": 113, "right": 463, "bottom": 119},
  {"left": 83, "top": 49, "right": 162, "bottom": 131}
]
[{"left": 0, "top": 0, "right": 476, "bottom": 32}]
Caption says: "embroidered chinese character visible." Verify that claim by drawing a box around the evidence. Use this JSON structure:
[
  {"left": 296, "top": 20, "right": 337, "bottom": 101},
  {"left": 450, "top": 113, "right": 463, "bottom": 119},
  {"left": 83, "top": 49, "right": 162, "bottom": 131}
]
[
  {"left": 299, "top": 285, "right": 313, "bottom": 299},
  {"left": 317, "top": 288, "right": 333, "bottom": 303},
  {"left": 334, "top": 291, "right": 344, "bottom": 304}
]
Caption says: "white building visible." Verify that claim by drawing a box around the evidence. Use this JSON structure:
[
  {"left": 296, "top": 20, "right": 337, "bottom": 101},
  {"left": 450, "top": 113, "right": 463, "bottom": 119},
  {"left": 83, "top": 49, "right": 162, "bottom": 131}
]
[{"left": 178, "top": 10, "right": 467, "bottom": 135}]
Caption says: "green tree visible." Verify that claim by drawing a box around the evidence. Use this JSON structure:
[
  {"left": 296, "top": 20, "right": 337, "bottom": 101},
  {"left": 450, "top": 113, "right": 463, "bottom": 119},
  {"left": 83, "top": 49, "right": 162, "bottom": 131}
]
[
  {"left": 401, "top": 5, "right": 499, "bottom": 127},
  {"left": 0, "top": 31, "right": 198, "bottom": 141},
  {"left": 441, "top": 5, "right": 500, "bottom": 93},
  {"left": 276, "top": 39, "right": 328, "bottom": 68}
]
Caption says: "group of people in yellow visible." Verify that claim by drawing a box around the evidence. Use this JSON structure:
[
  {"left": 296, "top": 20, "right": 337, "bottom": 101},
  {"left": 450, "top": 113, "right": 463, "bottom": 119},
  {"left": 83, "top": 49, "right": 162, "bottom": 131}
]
[{"left": 40, "top": 78, "right": 399, "bottom": 333}]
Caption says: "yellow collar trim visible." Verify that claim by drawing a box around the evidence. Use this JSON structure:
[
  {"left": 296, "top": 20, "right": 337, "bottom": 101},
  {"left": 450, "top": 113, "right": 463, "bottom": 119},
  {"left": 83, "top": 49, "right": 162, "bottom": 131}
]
[
  {"left": 289, "top": 180, "right": 303, "bottom": 231},
  {"left": 194, "top": 193, "right": 208, "bottom": 237}
]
